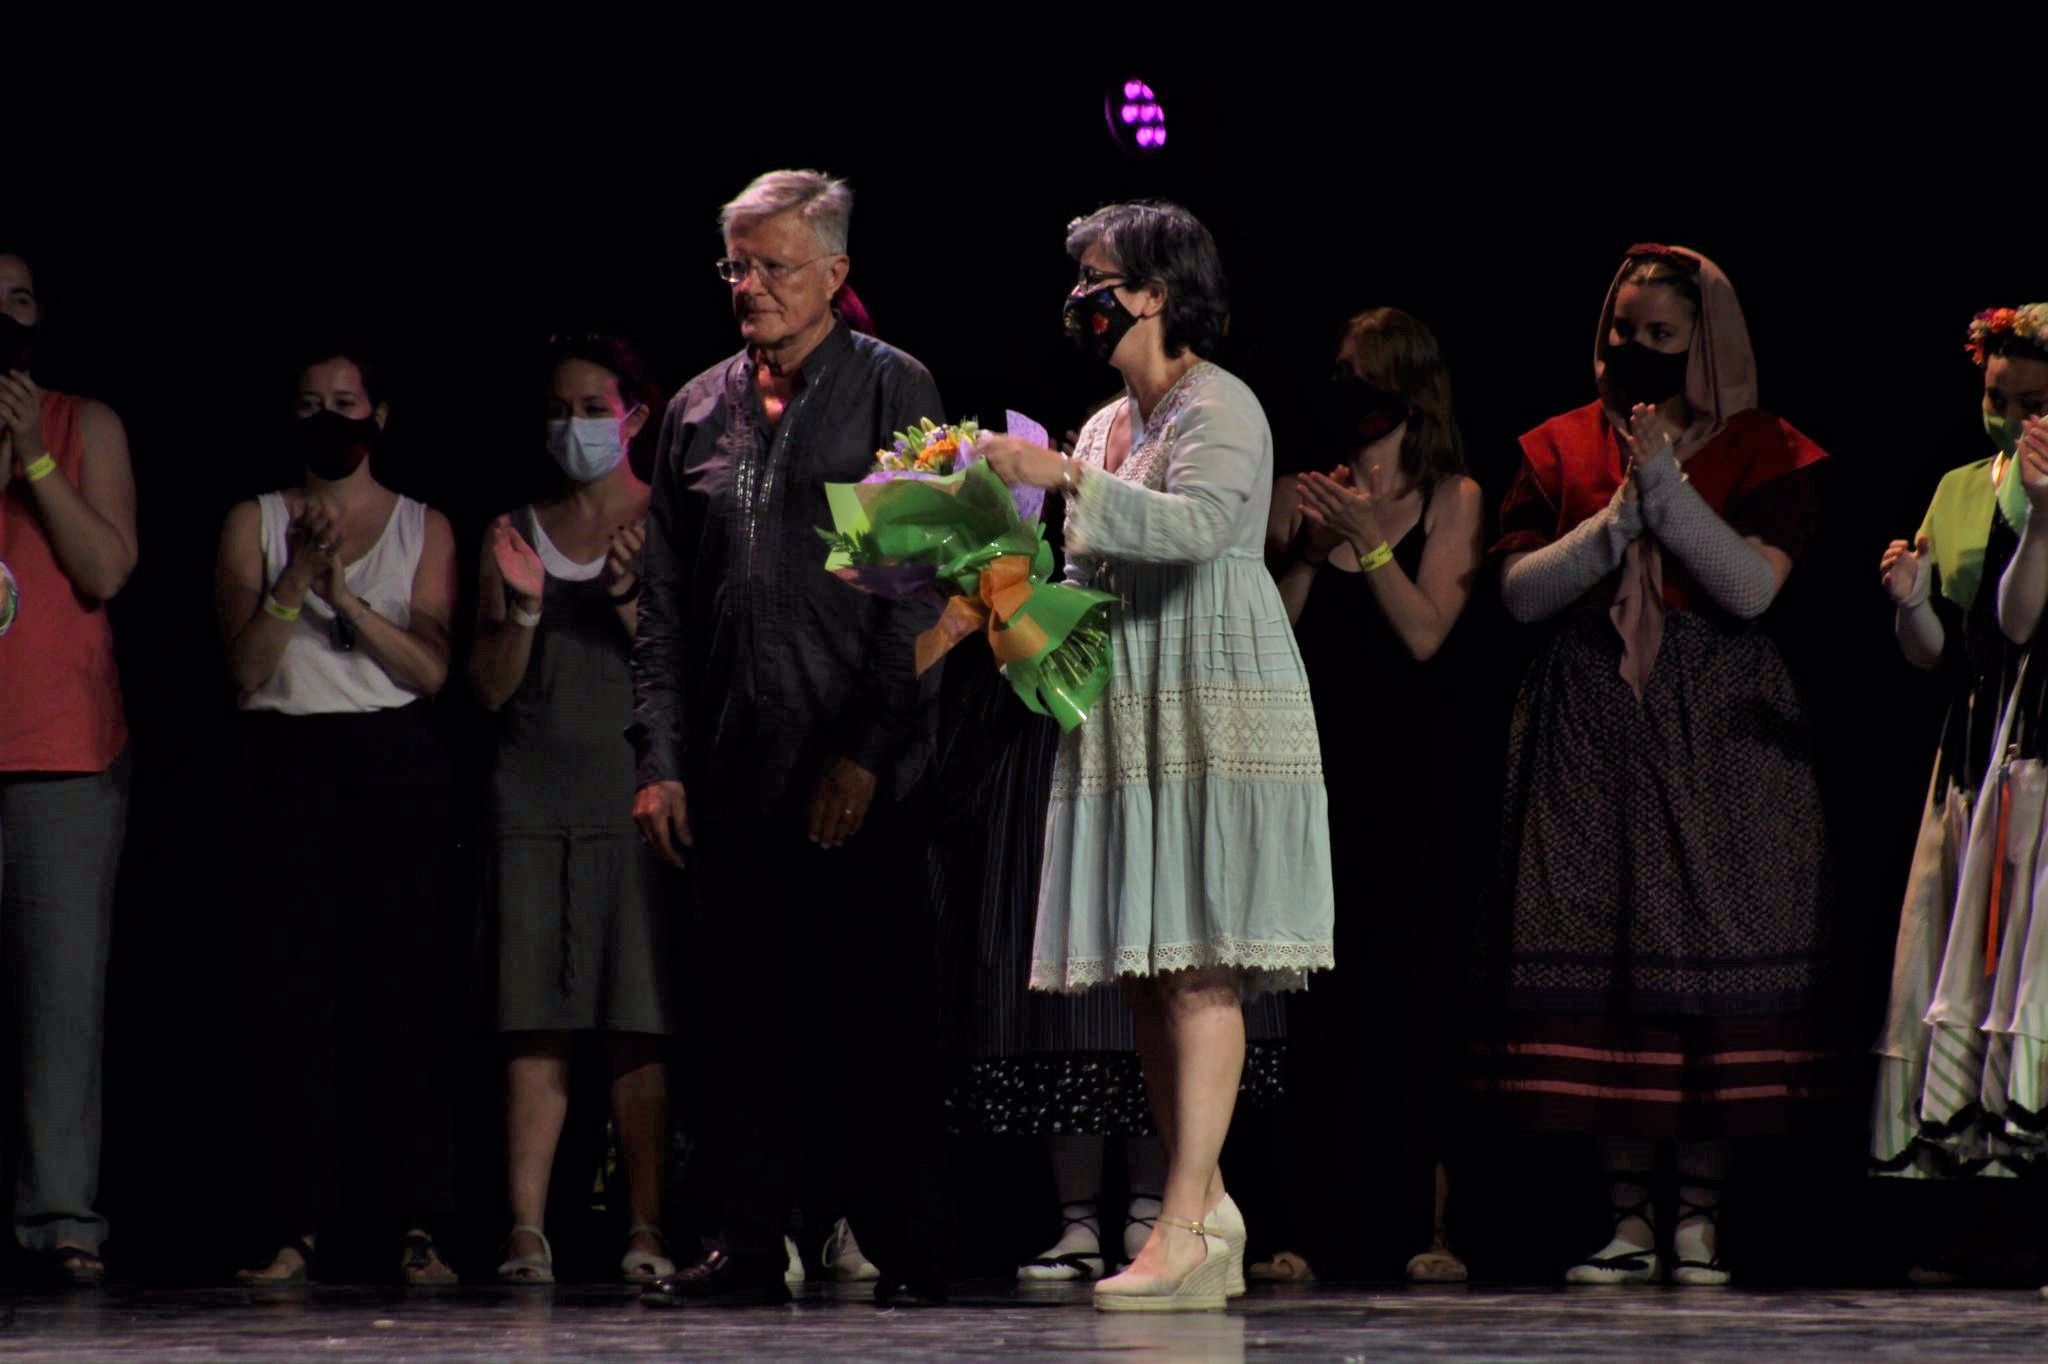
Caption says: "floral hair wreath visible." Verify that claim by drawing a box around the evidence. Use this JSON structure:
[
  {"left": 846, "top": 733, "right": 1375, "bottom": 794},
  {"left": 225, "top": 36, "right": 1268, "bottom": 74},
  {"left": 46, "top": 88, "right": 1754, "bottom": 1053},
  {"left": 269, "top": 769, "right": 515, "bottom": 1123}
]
[{"left": 1966, "top": 304, "right": 2048, "bottom": 366}]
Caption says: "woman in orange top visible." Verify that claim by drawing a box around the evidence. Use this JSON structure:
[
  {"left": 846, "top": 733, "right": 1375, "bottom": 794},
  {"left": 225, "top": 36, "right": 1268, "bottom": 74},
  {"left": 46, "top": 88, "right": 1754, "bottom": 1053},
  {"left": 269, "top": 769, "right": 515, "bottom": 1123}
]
[{"left": 0, "top": 247, "right": 139, "bottom": 1287}]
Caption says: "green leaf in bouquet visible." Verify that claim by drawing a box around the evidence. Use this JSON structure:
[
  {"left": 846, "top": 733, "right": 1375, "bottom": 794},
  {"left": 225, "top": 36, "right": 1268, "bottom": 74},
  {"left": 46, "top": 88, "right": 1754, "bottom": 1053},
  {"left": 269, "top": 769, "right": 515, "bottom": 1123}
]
[
  {"left": 822, "top": 480, "right": 875, "bottom": 570},
  {"left": 817, "top": 525, "right": 878, "bottom": 562}
]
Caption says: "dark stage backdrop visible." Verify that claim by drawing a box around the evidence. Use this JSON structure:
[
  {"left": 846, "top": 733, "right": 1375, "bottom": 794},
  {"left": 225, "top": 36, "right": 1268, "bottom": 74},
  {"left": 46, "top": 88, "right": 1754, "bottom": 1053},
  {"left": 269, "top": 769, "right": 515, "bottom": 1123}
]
[{"left": 10, "top": 32, "right": 2048, "bottom": 1283}]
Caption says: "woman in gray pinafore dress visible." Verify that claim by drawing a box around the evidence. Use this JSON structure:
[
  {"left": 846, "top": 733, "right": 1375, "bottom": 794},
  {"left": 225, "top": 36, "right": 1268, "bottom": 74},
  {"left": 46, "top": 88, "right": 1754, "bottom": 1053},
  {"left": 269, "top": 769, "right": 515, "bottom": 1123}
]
[{"left": 474, "top": 334, "right": 674, "bottom": 1285}]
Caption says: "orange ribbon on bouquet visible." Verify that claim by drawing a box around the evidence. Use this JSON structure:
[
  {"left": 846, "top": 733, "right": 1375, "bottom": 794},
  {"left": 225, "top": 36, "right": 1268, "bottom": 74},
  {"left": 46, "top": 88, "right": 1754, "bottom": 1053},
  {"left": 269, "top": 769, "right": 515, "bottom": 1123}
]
[{"left": 914, "top": 553, "right": 1051, "bottom": 676}]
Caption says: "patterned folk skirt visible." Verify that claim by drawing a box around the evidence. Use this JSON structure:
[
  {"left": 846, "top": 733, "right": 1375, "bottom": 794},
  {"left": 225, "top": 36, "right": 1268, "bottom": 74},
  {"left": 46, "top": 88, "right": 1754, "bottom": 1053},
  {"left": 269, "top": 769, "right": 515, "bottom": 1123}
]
[{"left": 1473, "top": 607, "right": 1834, "bottom": 1139}]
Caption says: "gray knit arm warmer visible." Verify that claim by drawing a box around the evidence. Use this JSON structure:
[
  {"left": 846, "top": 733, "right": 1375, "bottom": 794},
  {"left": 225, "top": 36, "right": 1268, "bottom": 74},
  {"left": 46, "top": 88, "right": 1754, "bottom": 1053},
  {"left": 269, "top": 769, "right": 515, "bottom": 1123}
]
[
  {"left": 1634, "top": 450, "right": 1785, "bottom": 619},
  {"left": 1499, "top": 492, "right": 1644, "bottom": 624}
]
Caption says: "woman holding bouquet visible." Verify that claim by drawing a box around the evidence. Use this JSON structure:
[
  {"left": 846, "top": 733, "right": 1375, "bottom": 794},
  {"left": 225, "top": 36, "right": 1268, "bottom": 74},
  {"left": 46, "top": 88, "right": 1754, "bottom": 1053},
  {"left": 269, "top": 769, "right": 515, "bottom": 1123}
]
[{"left": 979, "top": 200, "right": 1334, "bottom": 1313}]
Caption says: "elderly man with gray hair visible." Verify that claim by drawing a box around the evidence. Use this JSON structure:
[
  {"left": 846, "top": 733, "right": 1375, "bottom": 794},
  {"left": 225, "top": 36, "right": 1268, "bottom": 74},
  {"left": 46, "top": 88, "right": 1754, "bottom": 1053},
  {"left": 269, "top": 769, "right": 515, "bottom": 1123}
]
[{"left": 630, "top": 169, "right": 950, "bottom": 1308}]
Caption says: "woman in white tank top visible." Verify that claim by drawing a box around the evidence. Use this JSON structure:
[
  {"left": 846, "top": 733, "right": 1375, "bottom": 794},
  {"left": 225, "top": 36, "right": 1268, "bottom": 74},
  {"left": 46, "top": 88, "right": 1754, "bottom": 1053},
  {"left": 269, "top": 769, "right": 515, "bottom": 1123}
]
[
  {"left": 217, "top": 352, "right": 453, "bottom": 714},
  {"left": 211, "top": 348, "right": 460, "bottom": 1287}
]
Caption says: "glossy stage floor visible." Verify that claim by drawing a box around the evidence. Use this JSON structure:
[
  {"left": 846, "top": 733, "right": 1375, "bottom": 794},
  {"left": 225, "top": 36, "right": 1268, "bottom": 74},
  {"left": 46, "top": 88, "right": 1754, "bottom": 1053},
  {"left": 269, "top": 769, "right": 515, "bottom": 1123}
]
[{"left": 2, "top": 1280, "right": 2043, "bottom": 1361}]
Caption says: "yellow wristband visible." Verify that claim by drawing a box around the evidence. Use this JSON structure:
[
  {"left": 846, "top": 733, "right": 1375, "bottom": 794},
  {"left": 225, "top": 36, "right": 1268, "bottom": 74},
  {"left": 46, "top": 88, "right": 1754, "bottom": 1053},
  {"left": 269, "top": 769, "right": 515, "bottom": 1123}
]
[
  {"left": 263, "top": 594, "right": 302, "bottom": 623},
  {"left": 23, "top": 452, "right": 57, "bottom": 483},
  {"left": 1358, "top": 540, "right": 1395, "bottom": 573}
]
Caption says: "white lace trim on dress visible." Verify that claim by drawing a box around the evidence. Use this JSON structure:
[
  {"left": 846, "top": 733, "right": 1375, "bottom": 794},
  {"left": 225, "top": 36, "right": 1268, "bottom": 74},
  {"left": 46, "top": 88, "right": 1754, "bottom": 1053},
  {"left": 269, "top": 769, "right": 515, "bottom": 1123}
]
[
  {"left": 1031, "top": 936, "right": 1334, "bottom": 993},
  {"left": 1053, "top": 682, "right": 1324, "bottom": 797}
]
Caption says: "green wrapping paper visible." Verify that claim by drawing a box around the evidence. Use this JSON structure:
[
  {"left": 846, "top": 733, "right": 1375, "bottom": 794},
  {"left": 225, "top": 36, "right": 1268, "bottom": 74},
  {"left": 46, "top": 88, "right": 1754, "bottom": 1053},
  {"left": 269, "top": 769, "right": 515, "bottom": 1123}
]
[{"left": 822, "top": 462, "right": 1116, "bottom": 730}]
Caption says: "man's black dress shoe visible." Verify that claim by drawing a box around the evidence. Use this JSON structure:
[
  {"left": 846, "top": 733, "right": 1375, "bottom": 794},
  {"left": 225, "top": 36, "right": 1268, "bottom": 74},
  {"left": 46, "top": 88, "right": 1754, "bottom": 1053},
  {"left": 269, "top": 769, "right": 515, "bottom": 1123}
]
[
  {"left": 872, "top": 1275, "right": 948, "bottom": 1308},
  {"left": 642, "top": 1248, "right": 792, "bottom": 1308}
]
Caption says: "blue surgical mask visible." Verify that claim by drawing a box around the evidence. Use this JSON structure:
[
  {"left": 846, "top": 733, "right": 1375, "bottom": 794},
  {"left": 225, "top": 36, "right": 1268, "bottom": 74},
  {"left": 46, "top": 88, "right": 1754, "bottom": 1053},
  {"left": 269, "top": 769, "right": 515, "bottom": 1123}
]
[{"left": 546, "top": 409, "right": 638, "bottom": 482}]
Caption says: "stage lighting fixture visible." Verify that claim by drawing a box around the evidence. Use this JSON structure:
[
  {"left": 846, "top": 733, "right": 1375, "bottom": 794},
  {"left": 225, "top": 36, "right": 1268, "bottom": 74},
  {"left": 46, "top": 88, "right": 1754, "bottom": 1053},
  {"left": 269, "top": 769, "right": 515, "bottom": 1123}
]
[{"left": 1105, "top": 79, "right": 1168, "bottom": 156}]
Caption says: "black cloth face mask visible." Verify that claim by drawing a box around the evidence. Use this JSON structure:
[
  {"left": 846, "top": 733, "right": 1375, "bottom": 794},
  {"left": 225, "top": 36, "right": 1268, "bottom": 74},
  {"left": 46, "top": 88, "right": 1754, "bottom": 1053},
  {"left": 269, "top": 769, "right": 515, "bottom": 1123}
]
[
  {"left": 1063, "top": 286, "right": 1141, "bottom": 363},
  {"left": 0, "top": 315, "right": 38, "bottom": 373},
  {"left": 1333, "top": 368, "right": 1413, "bottom": 445},
  {"left": 1601, "top": 341, "right": 1690, "bottom": 409},
  {"left": 296, "top": 409, "right": 378, "bottom": 481}
]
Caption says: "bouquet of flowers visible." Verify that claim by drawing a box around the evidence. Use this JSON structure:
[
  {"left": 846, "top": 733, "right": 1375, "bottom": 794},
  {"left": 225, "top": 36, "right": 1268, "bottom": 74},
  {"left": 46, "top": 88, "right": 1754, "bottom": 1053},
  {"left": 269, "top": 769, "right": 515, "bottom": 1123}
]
[{"left": 821, "top": 412, "right": 1114, "bottom": 730}]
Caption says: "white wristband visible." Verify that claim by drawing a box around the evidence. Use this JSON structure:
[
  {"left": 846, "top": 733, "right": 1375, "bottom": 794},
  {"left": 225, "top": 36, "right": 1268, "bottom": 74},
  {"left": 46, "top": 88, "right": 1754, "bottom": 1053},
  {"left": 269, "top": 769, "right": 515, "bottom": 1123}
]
[{"left": 510, "top": 602, "right": 542, "bottom": 629}]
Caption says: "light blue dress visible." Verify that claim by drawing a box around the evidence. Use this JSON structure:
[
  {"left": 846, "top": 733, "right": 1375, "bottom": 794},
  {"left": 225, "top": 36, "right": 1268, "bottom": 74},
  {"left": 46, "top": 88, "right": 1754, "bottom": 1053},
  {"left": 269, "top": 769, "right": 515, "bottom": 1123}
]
[{"left": 1031, "top": 362, "right": 1335, "bottom": 995}]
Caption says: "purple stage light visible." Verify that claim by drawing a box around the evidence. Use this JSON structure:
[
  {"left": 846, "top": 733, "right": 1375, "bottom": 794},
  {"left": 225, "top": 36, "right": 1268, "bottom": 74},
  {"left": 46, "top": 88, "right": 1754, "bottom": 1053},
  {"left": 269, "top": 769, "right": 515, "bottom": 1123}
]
[{"left": 1104, "top": 78, "right": 1169, "bottom": 157}]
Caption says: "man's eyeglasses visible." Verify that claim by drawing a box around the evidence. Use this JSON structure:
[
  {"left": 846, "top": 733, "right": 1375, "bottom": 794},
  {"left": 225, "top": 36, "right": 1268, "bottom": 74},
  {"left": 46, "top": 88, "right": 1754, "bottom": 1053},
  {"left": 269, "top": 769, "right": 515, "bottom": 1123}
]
[{"left": 716, "top": 255, "right": 827, "bottom": 286}]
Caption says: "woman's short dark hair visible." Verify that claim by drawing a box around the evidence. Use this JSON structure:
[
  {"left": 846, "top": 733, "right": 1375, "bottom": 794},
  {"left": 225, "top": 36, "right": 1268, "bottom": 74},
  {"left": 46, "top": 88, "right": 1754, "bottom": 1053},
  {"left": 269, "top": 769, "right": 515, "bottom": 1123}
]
[
  {"left": 545, "top": 332, "right": 664, "bottom": 414},
  {"left": 1985, "top": 328, "right": 2048, "bottom": 366},
  {"left": 295, "top": 343, "right": 384, "bottom": 407},
  {"left": 1065, "top": 201, "right": 1229, "bottom": 360}
]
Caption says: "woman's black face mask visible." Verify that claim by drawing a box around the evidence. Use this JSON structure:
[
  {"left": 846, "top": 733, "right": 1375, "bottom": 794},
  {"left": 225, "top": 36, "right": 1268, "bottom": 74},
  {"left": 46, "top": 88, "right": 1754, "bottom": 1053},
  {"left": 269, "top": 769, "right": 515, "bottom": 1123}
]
[
  {"left": 1063, "top": 285, "right": 1142, "bottom": 364},
  {"left": 1332, "top": 367, "right": 1413, "bottom": 446},
  {"left": 296, "top": 409, "right": 379, "bottom": 481},
  {"left": 1601, "top": 341, "right": 1690, "bottom": 409},
  {"left": 0, "top": 315, "right": 38, "bottom": 373}
]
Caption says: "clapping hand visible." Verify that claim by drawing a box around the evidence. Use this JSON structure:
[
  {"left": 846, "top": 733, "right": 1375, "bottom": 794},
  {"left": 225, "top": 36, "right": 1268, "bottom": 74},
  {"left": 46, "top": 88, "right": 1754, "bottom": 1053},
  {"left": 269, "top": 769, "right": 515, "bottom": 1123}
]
[
  {"left": 1298, "top": 463, "right": 1389, "bottom": 557},
  {"left": 485, "top": 514, "right": 545, "bottom": 617}
]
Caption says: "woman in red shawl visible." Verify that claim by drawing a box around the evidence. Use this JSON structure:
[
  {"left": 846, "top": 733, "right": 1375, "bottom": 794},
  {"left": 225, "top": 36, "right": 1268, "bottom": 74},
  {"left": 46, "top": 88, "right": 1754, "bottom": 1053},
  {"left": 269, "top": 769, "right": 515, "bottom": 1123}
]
[{"left": 1484, "top": 245, "right": 1830, "bottom": 1287}]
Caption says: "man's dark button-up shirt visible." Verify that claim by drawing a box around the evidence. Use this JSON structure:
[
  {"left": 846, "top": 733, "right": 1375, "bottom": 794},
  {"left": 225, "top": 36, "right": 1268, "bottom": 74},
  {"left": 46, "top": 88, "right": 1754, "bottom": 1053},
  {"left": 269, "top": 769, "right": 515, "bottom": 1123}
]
[{"left": 630, "top": 323, "right": 945, "bottom": 812}]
